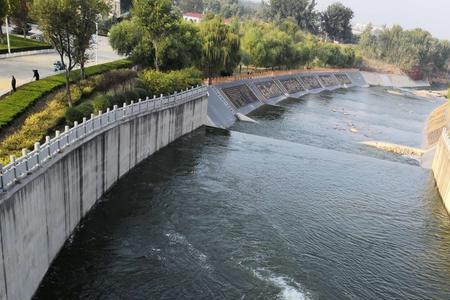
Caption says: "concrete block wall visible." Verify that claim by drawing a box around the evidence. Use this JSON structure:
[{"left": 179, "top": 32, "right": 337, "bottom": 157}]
[
  {"left": 0, "top": 95, "right": 208, "bottom": 300},
  {"left": 432, "top": 129, "right": 450, "bottom": 213}
]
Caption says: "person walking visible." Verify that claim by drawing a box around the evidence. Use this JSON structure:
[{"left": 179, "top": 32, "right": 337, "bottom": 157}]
[
  {"left": 11, "top": 76, "right": 16, "bottom": 93},
  {"left": 33, "top": 70, "right": 40, "bottom": 81}
]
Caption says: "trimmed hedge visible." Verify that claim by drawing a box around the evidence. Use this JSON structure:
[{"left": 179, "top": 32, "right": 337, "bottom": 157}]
[
  {"left": 0, "top": 59, "right": 132, "bottom": 129},
  {"left": 0, "top": 45, "right": 53, "bottom": 54}
]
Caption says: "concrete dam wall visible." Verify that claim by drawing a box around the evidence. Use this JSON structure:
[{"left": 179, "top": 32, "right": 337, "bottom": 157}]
[
  {"left": 432, "top": 129, "right": 450, "bottom": 213},
  {"left": 0, "top": 87, "right": 208, "bottom": 300}
]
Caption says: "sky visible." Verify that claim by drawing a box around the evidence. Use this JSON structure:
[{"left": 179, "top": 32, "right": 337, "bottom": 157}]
[{"left": 315, "top": 0, "right": 450, "bottom": 40}]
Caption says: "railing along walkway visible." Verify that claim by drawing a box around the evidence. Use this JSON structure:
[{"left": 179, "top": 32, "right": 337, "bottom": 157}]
[
  {"left": 205, "top": 68, "right": 359, "bottom": 85},
  {"left": 0, "top": 85, "right": 208, "bottom": 191}
]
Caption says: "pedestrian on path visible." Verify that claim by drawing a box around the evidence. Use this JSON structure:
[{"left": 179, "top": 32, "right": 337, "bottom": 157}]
[
  {"left": 11, "top": 76, "right": 16, "bottom": 93},
  {"left": 33, "top": 70, "right": 40, "bottom": 81}
]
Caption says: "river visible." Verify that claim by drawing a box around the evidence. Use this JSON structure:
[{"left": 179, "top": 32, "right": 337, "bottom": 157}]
[{"left": 34, "top": 87, "right": 450, "bottom": 300}]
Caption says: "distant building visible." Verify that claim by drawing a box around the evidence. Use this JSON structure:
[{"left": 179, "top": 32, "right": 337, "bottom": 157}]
[
  {"left": 352, "top": 23, "right": 384, "bottom": 36},
  {"left": 183, "top": 12, "right": 203, "bottom": 23},
  {"left": 182, "top": 12, "right": 232, "bottom": 24}
]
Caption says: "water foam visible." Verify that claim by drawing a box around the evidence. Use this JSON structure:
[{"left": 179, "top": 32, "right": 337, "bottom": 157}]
[
  {"left": 165, "top": 231, "right": 213, "bottom": 271},
  {"left": 252, "top": 268, "right": 309, "bottom": 300}
]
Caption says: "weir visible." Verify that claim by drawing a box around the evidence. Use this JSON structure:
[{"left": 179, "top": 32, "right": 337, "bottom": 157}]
[
  {"left": 206, "top": 69, "right": 427, "bottom": 128},
  {"left": 0, "top": 68, "right": 435, "bottom": 300}
]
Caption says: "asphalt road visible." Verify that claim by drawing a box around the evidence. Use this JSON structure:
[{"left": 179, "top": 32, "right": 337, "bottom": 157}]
[{"left": 0, "top": 34, "right": 121, "bottom": 96}]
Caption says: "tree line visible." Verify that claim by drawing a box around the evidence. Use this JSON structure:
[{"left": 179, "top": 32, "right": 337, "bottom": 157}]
[
  {"left": 359, "top": 25, "right": 450, "bottom": 79},
  {"left": 171, "top": 0, "right": 355, "bottom": 44},
  {"left": 110, "top": 0, "right": 360, "bottom": 84}
]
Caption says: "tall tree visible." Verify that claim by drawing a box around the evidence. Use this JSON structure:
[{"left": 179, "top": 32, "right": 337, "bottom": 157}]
[
  {"left": 267, "top": 0, "right": 318, "bottom": 33},
  {"left": 11, "top": 0, "right": 29, "bottom": 38},
  {"left": 321, "top": 2, "right": 354, "bottom": 43},
  {"left": 199, "top": 15, "right": 240, "bottom": 83},
  {"left": 132, "top": 0, "right": 179, "bottom": 71},
  {"left": 0, "top": 0, "right": 19, "bottom": 36},
  {"left": 32, "top": 0, "right": 79, "bottom": 106},
  {"left": 72, "top": 0, "right": 109, "bottom": 79}
]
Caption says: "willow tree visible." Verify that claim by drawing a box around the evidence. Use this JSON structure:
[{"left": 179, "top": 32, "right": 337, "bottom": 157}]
[
  {"left": 199, "top": 15, "right": 240, "bottom": 84},
  {"left": 132, "top": 0, "right": 178, "bottom": 71}
]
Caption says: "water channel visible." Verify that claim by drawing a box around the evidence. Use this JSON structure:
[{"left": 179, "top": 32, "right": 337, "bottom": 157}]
[{"left": 35, "top": 87, "right": 450, "bottom": 300}]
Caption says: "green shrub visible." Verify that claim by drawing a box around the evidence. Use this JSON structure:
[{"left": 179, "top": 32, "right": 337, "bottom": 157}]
[
  {"left": 92, "top": 95, "right": 110, "bottom": 112},
  {"left": 77, "top": 102, "right": 94, "bottom": 117},
  {"left": 65, "top": 102, "right": 94, "bottom": 124},
  {"left": 122, "top": 90, "right": 140, "bottom": 102},
  {"left": 65, "top": 107, "right": 84, "bottom": 124},
  {"left": 95, "top": 69, "right": 137, "bottom": 92},
  {"left": 107, "top": 92, "right": 127, "bottom": 106},
  {"left": 138, "top": 67, "right": 203, "bottom": 96},
  {"left": 134, "top": 88, "right": 148, "bottom": 99}
]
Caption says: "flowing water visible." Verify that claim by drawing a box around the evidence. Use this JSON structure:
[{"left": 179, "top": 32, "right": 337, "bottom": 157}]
[{"left": 35, "top": 87, "right": 450, "bottom": 300}]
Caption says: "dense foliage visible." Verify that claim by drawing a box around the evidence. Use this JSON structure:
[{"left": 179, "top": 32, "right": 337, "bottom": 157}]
[
  {"left": 199, "top": 15, "right": 240, "bottom": 81},
  {"left": 359, "top": 25, "right": 450, "bottom": 79},
  {"left": 138, "top": 67, "right": 203, "bottom": 96},
  {"left": 240, "top": 19, "right": 359, "bottom": 69},
  {"left": 320, "top": 2, "right": 353, "bottom": 43}
]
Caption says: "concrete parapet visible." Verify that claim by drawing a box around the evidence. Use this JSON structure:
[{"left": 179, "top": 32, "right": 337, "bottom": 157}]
[{"left": 432, "top": 128, "right": 450, "bottom": 213}]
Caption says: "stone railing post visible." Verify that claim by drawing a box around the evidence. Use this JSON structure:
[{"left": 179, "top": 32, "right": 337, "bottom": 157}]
[
  {"left": 83, "top": 118, "right": 87, "bottom": 136},
  {"left": 0, "top": 164, "right": 3, "bottom": 192},
  {"left": 10, "top": 155, "right": 17, "bottom": 182},
  {"left": 74, "top": 121, "right": 79, "bottom": 139},
  {"left": 45, "top": 136, "right": 51, "bottom": 158},
  {"left": 34, "top": 142, "right": 41, "bottom": 167},
  {"left": 55, "top": 131, "right": 61, "bottom": 152},
  {"left": 113, "top": 105, "right": 118, "bottom": 120},
  {"left": 65, "top": 125, "right": 70, "bottom": 147},
  {"left": 22, "top": 149, "right": 29, "bottom": 174}
]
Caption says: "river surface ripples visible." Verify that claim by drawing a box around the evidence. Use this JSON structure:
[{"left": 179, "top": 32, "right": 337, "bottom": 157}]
[{"left": 35, "top": 87, "right": 450, "bottom": 300}]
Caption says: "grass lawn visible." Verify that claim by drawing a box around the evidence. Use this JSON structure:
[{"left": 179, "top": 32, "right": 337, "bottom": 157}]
[
  {"left": 0, "top": 35, "right": 51, "bottom": 53},
  {"left": 0, "top": 59, "right": 132, "bottom": 129}
]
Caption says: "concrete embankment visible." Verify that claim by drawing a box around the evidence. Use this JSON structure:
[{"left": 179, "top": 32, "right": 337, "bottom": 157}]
[
  {"left": 0, "top": 87, "right": 208, "bottom": 300},
  {"left": 432, "top": 129, "right": 450, "bottom": 213}
]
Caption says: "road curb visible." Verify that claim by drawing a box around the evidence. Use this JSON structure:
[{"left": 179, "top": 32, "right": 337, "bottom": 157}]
[{"left": 0, "top": 49, "right": 56, "bottom": 59}]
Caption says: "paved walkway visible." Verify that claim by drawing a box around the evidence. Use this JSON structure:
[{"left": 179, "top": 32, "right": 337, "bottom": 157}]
[{"left": 0, "top": 35, "right": 121, "bottom": 96}]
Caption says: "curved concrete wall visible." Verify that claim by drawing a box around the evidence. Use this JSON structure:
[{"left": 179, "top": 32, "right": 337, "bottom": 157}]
[
  {"left": 0, "top": 88, "right": 208, "bottom": 300},
  {"left": 432, "top": 129, "right": 450, "bottom": 213}
]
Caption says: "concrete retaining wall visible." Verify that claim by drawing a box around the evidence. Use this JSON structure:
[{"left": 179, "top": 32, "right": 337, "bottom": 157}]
[
  {"left": 0, "top": 89, "right": 208, "bottom": 300},
  {"left": 360, "top": 71, "right": 430, "bottom": 88},
  {"left": 432, "top": 128, "right": 450, "bottom": 213}
]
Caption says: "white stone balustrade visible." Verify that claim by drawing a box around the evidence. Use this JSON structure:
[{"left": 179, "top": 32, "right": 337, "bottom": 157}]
[{"left": 0, "top": 85, "right": 207, "bottom": 191}]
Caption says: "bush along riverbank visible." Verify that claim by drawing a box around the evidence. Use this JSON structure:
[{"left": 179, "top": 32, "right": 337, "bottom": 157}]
[{"left": 0, "top": 67, "right": 203, "bottom": 164}]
